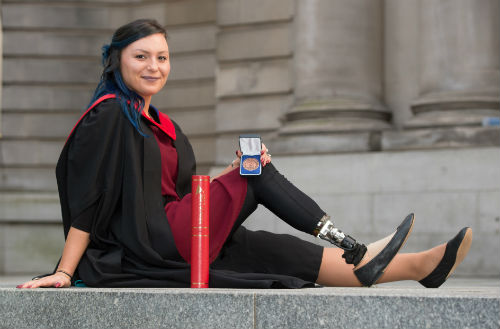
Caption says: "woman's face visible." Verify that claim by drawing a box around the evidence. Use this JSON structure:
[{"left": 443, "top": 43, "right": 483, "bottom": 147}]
[{"left": 120, "top": 33, "right": 170, "bottom": 98}]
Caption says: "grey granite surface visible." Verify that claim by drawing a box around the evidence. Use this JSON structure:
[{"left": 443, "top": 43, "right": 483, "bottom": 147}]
[
  {"left": 0, "top": 277, "right": 499, "bottom": 329},
  {"left": 0, "top": 288, "right": 254, "bottom": 329}
]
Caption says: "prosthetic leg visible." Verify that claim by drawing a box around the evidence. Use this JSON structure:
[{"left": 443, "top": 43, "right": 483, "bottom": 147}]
[
  {"left": 314, "top": 213, "right": 415, "bottom": 286},
  {"left": 313, "top": 215, "right": 367, "bottom": 266}
]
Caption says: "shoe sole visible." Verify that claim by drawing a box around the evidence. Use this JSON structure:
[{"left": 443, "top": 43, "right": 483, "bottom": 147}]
[{"left": 446, "top": 227, "right": 472, "bottom": 280}]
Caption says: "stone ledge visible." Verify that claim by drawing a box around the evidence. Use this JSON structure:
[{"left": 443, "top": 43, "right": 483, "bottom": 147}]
[
  {"left": 0, "top": 279, "right": 498, "bottom": 329},
  {"left": 382, "top": 126, "right": 500, "bottom": 150},
  {"left": 0, "top": 192, "right": 61, "bottom": 222}
]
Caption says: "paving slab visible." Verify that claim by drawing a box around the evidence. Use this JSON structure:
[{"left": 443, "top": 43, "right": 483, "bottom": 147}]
[{"left": 1, "top": 277, "right": 498, "bottom": 329}]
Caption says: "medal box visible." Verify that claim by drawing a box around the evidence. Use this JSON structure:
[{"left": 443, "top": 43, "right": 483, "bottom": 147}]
[{"left": 239, "top": 134, "right": 262, "bottom": 176}]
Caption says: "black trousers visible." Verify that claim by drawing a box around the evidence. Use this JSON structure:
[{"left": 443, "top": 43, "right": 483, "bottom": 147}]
[
  {"left": 211, "top": 163, "right": 326, "bottom": 283},
  {"left": 231, "top": 162, "right": 327, "bottom": 238}
]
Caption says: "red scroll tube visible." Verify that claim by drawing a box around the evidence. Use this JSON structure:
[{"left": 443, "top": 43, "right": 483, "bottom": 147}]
[{"left": 191, "top": 175, "right": 210, "bottom": 288}]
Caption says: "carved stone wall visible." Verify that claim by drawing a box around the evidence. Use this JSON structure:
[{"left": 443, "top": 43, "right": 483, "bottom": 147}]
[
  {"left": 1, "top": 0, "right": 498, "bottom": 276},
  {"left": 0, "top": 0, "right": 217, "bottom": 274},
  {"left": 214, "top": 0, "right": 500, "bottom": 277}
]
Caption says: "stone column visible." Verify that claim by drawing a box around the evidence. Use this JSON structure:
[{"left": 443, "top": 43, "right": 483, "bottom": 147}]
[
  {"left": 384, "top": 0, "right": 420, "bottom": 129},
  {"left": 0, "top": 1, "right": 3, "bottom": 139},
  {"left": 276, "top": 0, "right": 390, "bottom": 153},
  {"left": 409, "top": 0, "right": 499, "bottom": 129}
]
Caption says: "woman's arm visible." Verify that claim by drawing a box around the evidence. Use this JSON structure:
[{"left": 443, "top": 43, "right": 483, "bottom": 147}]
[
  {"left": 17, "top": 227, "right": 90, "bottom": 288},
  {"left": 210, "top": 157, "right": 241, "bottom": 182}
]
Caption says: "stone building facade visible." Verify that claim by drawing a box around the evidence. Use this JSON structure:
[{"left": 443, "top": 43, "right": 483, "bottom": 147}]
[{"left": 0, "top": 0, "right": 499, "bottom": 277}]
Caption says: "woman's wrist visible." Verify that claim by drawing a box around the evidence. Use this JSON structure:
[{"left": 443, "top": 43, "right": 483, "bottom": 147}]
[
  {"left": 231, "top": 158, "right": 240, "bottom": 168},
  {"left": 56, "top": 269, "right": 73, "bottom": 280}
]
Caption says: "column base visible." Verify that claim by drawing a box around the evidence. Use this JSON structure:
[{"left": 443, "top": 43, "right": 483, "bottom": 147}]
[
  {"left": 382, "top": 126, "right": 500, "bottom": 151},
  {"left": 271, "top": 131, "right": 383, "bottom": 155},
  {"left": 409, "top": 91, "right": 500, "bottom": 128},
  {"left": 383, "top": 91, "right": 500, "bottom": 150},
  {"left": 279, "top": 97, "right": 391, "bottom": 135},
  {"left": 273, "top": 98, "right": 391, "bottom": 155}
]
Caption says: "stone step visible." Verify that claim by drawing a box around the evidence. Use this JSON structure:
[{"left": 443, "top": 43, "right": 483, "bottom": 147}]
[
  {"left": 217, "top": 58, "right": 291, "bottom": 98},
  {"left": 3, "top": 53, "right": 215, "bottom": 84},
  {"left": 216, "top": 95, "right": 292, "bottom": 132},
  {"left": 2, "top": 1, "right": 215, "bottom": 31},
  {"left": 1, "top": 85, "right": 94, "bottom": 112},
  {"left": 0, "top": 140, "right": 63, "bottom": 166},
  {"left": 0, "top": 278, "right": 498, "bottom": 329},
  {"left": 1, "top": 108, "right": 215, "bottom": 138},
  {"left": 0, "top": 135, "right": 213, "bottom": 166},
  {"left": 3, "top": 58, "right": 101, "bottom": 84},
  {"left": 217, "top": 0, "right": 293, "bottom": 26},
  {"left": 3, "top": 30, "right": 108, "bottom": 57},
  {"left": 2, "top": 3, "right": 123, "bottom": 30},
  {"left": 3, "top": 25, "right": 215, "bottom": 57},
  {"left": 167, "top": 24, "right": 216, "bottom": 53},
  {"left": 1, "top": 112, "right": 81, "bottom": 138},
  {"left": 0, "top": 167, "right": 58, "bottom": 192},
  {"left": 217, "top": 22, "right": 291, "bottom": 61},
  {"left": 0, "top": 192, "right": 61, "bottom": 222},
  {"left": 2, "top": 79, "right": 214, "bottom": 113}
]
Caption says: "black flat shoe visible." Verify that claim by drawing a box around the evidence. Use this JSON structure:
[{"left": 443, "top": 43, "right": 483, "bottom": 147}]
[
  {"left": 419, "top": 227, "right": 472, "bottom": 288},
  {"left": 354, "top": 213, "right": 415, "bottom": 287}
]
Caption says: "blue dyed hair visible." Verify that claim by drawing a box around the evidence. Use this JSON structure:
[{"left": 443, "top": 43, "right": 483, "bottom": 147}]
[{"left": 89, "top": 19, "right": 167, "bottom": 136}]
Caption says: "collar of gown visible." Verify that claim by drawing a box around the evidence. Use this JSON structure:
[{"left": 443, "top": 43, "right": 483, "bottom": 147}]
[{"left": 142, "top": 105, "right": 177, "bottom": 140}]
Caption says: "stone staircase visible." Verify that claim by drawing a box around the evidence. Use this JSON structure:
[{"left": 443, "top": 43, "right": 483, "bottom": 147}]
[{"left": 0, "top": 277, "right": 498, "bottom": 329}]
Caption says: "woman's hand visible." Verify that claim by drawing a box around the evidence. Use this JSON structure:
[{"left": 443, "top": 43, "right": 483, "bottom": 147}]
[
  {"left": 260, "top": 143, "right": 272, "bottom": 166},
  {"left": 17, "top": 272, "right": 71, "bottom": 289},
  {"left": 16, "top": 227, "right": 90, "bottom": 289},
  {"left": 235, "top": 143, "right": 272, "bottom": 167}
]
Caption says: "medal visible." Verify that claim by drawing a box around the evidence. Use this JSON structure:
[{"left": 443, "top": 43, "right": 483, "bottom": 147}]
[{"left": 242, "top": 158, "right": 260, "bottom": 171}]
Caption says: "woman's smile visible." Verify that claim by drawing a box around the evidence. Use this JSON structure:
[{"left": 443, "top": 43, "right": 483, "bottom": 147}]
[{"left": 142, "top": 76, "right": 161, "bottom": 81}]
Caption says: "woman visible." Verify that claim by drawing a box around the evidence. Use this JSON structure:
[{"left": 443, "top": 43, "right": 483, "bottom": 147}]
[{"left": 18, "top": 19, "right": 471, "bottom": 289}]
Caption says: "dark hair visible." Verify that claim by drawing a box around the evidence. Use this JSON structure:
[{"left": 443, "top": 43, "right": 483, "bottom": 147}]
[{"left": 89, "top": 19, "right": 168, "bottom": 136}]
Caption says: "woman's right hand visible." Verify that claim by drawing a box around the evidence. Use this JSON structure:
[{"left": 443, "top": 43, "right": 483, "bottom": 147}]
[
  {"left": 235, "top": 143, "right": 272, "bottom": 166},
  {"left": 16, "top": 272, "right": 71, "bottom": 289}
]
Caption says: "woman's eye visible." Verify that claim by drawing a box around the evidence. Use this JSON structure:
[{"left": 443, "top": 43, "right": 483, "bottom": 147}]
[
  {"left": 159, "top": 56, "right": 168, "bottom": 62},
  {"left": 135, "top": 54, "right": 146, "bottom": 59}
]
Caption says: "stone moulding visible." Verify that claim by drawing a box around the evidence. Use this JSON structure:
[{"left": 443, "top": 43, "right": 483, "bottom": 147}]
[{"left": 0, "top": 286, "right": 498, "bottom": 329}]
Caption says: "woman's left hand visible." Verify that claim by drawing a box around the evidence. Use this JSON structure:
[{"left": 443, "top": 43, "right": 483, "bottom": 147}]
[
  {"left": 235, "top": 143, "right": 272, "bottom": 167},
  {"left": 260, "top": 143, "right": 272, "bottom": 166}
]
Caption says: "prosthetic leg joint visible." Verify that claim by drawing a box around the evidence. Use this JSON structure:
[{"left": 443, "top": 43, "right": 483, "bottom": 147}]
[{"left": 314, "top": 215, "right": 367, "bottom": 266}]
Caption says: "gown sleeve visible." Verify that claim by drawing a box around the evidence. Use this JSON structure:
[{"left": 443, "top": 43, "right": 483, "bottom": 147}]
[{"left": 62, "top": 99, "right": 125, "bottom": 233}]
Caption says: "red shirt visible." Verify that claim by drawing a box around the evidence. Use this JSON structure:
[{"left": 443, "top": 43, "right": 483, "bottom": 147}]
[
  {"left": 143, "top": 107, "right": 247, "bottom": 263},
  {"left": 144, "top": 109, "right": 179, "bottom": 200}
]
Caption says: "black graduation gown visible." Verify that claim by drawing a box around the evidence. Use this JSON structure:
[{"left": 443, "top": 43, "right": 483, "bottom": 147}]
[{"left": 56, "top": 98, "right": 316, "bottom": 288}]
